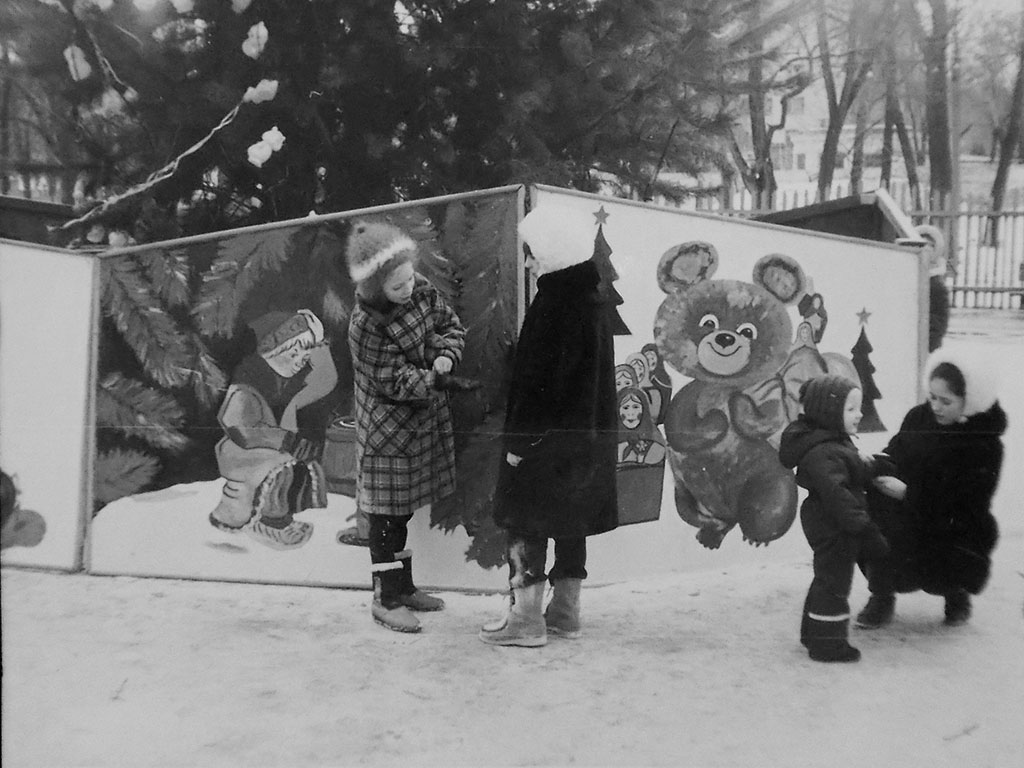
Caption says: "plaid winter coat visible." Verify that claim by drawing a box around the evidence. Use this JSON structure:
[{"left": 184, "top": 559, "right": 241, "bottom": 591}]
[{"left": 348, "top": 275, "right": 465, "bottom": 516}]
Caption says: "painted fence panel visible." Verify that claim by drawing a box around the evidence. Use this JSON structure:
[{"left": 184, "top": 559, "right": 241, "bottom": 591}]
[
  {"left": 530, "top": 186, "right": 927, "bottom": 581},
  {"left": 1, "top": 242, "right": 96, "bottom": 569},
  {"left": 3, "top": 185, "right": 925, "bottom": 590}
]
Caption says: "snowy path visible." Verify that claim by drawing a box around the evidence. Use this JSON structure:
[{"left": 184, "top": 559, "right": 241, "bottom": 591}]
[{"left": 3, "top": 309, "right": 1023, "bottom": 768}]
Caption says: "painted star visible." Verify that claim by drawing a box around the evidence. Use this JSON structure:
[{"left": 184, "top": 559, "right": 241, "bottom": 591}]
[
  {"left": 594, "top": 206, "right": 609, "bottom": 226},
  {"left": 857, "top": 307, "right": 872, "bottom": 325}
]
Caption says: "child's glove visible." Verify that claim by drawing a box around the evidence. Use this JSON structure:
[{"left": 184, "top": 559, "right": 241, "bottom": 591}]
[
  {"left": 433, "top": 372, "right": 483, "bottom": 392},
  {"left": 859, "top": 525, "right": 890, "bottom": 560}
]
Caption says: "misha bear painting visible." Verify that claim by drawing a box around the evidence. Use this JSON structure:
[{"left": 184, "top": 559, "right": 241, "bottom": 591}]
[{"left": 653, "top": 241, "right": 857, "bottom": 550}]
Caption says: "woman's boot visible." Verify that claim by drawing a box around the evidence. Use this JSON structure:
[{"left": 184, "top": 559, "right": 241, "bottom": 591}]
[
  {"left": 943, "top": 589, "right": 971, "bottom": 626},
  {"left": 544, "top": 578, "right": 582, "bottom": 638},
  {"left": 371, "top": 563, "right": 421, "bottom": 633},
  {"left": 478, "top": 582, "right": 547, "bottom": 647},
  {"left": 395, "top": 550, "right": 445, "bottom": 611},
  {"left": 855, "top": 593, "right": 896, "bottom": 629}
]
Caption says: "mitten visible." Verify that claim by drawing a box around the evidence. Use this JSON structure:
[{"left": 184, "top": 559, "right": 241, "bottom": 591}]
[
  {"left": 870, "top": 453, "right": 898, "bottom": 477},
  {"left": 433, "top": 372, "right": 483, "bottom": 392},
  {"left": 859, "top": 524, "right": 890, "bottom": 560}
]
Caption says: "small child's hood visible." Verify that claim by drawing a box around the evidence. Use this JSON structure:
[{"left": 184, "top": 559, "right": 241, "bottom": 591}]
[{"left": 778, "top": 416, "right": 846, "bottom": 471}]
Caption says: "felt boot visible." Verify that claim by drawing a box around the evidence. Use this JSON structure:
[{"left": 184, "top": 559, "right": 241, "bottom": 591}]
[
  {"left": 479, "top": 582, "right": 547, "bottom": 647},
  {"left": 395, "top": 550, "right": 445, "bottom": 612},
  {"left": 943, "top": 589, "right": 972, "bottom": 626},
  {"left": 545, "top": 578, "right": 582, "bottom": 638},
  {"left": 856, "top": 593, "right": 896, "bottom": 629},
  {"left": 801, "top": 584, "right": 860, "bottom": 662},
  {"left": 371, "top": 565, "right": 421, "bottom": 633}
]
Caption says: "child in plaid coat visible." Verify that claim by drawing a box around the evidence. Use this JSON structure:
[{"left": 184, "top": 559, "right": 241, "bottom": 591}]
[{"left": 346, "top": 221, "right": 475, "bottom": 633}]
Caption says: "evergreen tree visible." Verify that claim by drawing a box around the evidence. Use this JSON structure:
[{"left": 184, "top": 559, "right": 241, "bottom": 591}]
[
  {"left": 589, "top": 205, "right": 630, "bottom": 335},
  {"left": 850, "top": 325, "right": 886, "bottom": 432}
]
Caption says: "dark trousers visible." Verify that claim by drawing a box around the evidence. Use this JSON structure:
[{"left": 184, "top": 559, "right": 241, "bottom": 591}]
[
  {"left": 506, "top": 530, "right": 587, "bottom": 588},
  {"left": 801, "top": 535, "right": 856, "bottom": 648}
]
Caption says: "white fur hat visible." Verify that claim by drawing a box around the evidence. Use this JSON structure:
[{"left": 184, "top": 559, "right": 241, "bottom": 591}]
[
  {"left": 923, "top": 347, "right": 998, "bottom": 417},
  {"left": 518, "top": 205, "right": 594, "bottom": 276},
  {"left": 345, "top": 221, "right": 417, "bottom": 285}
]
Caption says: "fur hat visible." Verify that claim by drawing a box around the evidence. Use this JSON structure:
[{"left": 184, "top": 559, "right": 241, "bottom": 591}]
[
  {"left": 923, "top": 347, "right": 998, "bottom": 417},
  {"left": 251, "top": 309, "right": 324, "bottom": 355},
  {"left": 345, "top": 221, "right": 417, "bottom": 285},
  {"left": 799, "top": 374, "right": 859, "bottom": 432},
  {"left": 518, "top": 205, "right": 594, "bottom": 276}
]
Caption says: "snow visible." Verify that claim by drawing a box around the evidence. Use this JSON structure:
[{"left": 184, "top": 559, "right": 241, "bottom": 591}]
[{"left": 3, "top": 310, "right": 1024, "bottom": 768}]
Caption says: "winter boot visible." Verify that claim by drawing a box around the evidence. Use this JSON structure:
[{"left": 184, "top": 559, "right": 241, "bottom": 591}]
[
  {"left": 395, "top": 550, "right": 445, "bottom": 612},
  {"left": 801, "top": 584, "right": 860, "bottom": 662},
  {"left": 856, "top": 593, "right": 896, "bottom": 629},
  {"left": 479, "top": 582, "right": 547, "bottom": 647},
  {"left": 808, "top": 638, "right": 862, "bottom": 663},
  {"left": 943, "top": 589, "right": 972, "bottom": 626},
  {"left": 544, "top": 578, "right": 582, "bottom": 638},
  {"left": 371, "top": 565, "right": 421, "bottom": 633}
]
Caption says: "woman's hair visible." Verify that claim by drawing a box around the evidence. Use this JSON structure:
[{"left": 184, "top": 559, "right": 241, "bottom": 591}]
[{"left": 929, "top": 361, "right": 966, "bottom": 399}]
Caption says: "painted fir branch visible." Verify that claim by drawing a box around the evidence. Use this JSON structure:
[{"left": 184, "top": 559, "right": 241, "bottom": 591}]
[
  {"left": 141, "top": 248, "right": 192, "bottom": 308},
  {"left": 96, "top": 373, "right": 189, "bottom": 453},
  {"left": 102, "top": 256, "right": 197, "bottom": 389},
  {"left": 193, "top": 227, "right": 298, "bottom": 337},
  {"left": 94, "top": 447, "right": 161, "bottom": 508}
]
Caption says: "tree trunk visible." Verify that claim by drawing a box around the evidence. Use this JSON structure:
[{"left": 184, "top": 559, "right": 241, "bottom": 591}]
[
  {"left": 989, "top": 2, "right": 1024, "bottom": 244},
  {"left": 924, "top": 0, "right": 953, "bottom": 199},
  {"left": 851, "top": 101, "right": 868, "bottom": 194}
]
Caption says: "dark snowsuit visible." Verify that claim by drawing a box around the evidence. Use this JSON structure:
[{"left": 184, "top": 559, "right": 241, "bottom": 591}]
[
  {"left": 865, "top": 401, "right": 1006, "bottom": 597},
  {"left": 494, "top": 260, "right": 618, "bottom": 584},
  {"left": 779, "top": 417, "right": 886, "bottom": 652}
]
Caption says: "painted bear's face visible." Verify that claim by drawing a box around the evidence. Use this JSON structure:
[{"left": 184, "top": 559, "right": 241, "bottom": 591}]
[{"left": 655, "top": 279, "right": 793, "bottom": 388}]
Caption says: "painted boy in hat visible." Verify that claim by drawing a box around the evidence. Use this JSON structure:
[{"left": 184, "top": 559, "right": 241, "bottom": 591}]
[{"left": 209, "top": 309, "right": 337, "bottom": 550}]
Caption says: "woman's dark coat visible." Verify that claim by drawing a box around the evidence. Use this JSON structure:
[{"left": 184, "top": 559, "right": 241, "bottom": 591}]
[
  {"left": 494, "top": 261, "right": 619, "bottom": 539},
  {"left": 868, "top": 402, "right": 1006, "bottom": 595}
]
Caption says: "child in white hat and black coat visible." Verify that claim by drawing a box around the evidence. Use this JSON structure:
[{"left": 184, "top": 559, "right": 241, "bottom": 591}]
[
  {"left": 346, "top": 220, "right": 476, "bottom": 633},
  {"left": 778, "top": 374, "right": 890, "bottom": 663}
]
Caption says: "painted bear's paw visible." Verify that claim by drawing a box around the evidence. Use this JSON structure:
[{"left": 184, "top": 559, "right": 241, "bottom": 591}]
[
  {"left": 696, "top": 526, "right": 726, "bottom": 550},
  {"left": 742, "top": 535, "right": 769, "bottom": 548}
]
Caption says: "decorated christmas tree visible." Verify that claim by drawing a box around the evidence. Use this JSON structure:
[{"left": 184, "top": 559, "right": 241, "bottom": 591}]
[
  {"left": 590, "top": 206, "right": 631, "bottom": 335},
  {"left": 850, "top": 315, "right": 885, "bottom": 432}
]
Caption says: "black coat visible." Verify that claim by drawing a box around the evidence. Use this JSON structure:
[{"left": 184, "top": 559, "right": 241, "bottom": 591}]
[
  {"left": 778, "top": 418, "right": 877, "bottom": 552},
  {"left": 493, "top": 261, "right": 619, "bottom": 538},
  {"left": 868, "top": 402, "right": 1006, "bottom": 595}
]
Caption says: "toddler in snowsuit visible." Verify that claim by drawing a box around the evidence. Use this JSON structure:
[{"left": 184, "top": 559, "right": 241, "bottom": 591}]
[
  {"left": 778, "top": 375, "right": 889, "bottom": 663},
  {"left": 346, "top": 221, "right": 478, "bottom": 633}
]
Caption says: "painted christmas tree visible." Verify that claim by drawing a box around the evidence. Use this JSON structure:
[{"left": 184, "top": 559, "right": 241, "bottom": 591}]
[
  {"left": 590, "top": 206, "right": 631, "bottom": 335},
  {"left": 850, "top": 310, "right": 885, "bottom": 432}
]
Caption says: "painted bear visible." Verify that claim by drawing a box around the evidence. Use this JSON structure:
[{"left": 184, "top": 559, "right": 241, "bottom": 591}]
[{"left": 654, "top": 242, "right": 801, "bottom": 549}]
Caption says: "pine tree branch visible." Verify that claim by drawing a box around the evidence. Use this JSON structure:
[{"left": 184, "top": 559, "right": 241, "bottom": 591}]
[
  {"left": 96, "top": 373, "right": 189, "bottom": 453},
  {"left": 141, "top": 248, "right": 192, "bottom": 309},
  {"left": 94, "top": 447, "right": 161, "bottom": 507},
  {"left": 193, "top": 227, "right": 298, "bottom": 337},
  {"left": 102, "top": 256, "right": 196, "bottom": 389}
]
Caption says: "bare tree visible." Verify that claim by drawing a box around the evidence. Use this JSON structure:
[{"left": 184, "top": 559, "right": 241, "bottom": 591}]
[
  {"left": 921, "top": 0, "right": 955, "bottom": 202},
  {"left": 813, "top": 0, "right": 892, "bottom": 201},
  {"left": 989, "top": 2, "right": 1024, "bottom": 244}
]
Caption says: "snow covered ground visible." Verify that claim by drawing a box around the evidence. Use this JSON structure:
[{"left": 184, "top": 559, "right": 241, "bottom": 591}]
[{"left": 3, "top": 309, "right": 1023, "bottom": 768}]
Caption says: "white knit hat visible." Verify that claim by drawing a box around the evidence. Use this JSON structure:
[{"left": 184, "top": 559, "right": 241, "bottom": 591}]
[
  {"left": 345, "top": 221, "right": 417, "bottom": 285},
  {"left": 518, "top": 204, "right": 594, "bottom": 276}
]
